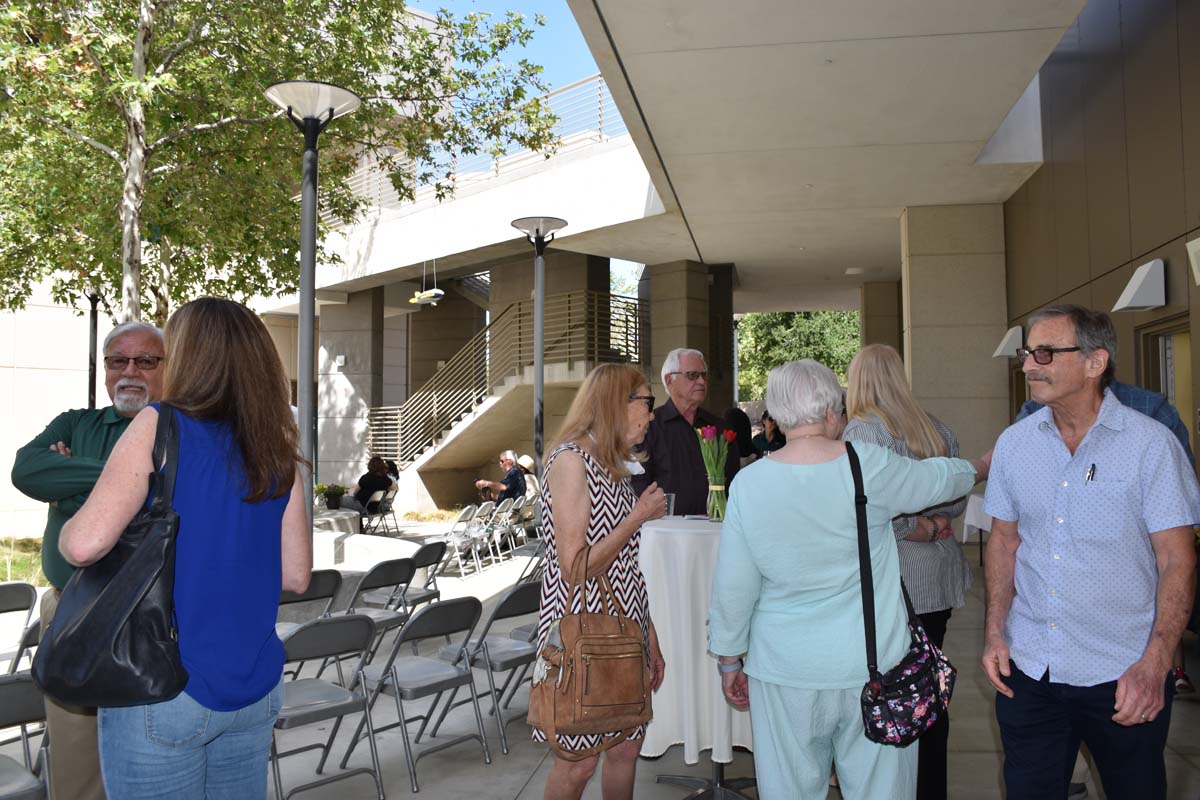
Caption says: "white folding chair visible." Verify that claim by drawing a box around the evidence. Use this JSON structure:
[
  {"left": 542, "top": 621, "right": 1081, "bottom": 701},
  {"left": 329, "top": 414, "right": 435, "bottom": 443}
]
[
  {"left": 479, "top": 498, "right": 514, "bottom": 566},
  {"left": 362, "top": 488, "right": 398, "bottom": 536},
  {"left": 444, "top": 505, "right": 479, "bottom": 576}
]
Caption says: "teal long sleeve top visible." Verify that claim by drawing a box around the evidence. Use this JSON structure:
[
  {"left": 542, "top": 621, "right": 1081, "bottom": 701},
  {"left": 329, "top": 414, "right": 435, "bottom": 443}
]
[{"left": 708, "top": 442, "right": 977, "bottom": 689}]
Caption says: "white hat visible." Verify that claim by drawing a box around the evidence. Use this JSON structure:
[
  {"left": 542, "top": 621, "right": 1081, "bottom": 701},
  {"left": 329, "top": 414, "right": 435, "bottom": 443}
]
[{"left": 517, "top": 454, "right": 536, "bottom": 472}]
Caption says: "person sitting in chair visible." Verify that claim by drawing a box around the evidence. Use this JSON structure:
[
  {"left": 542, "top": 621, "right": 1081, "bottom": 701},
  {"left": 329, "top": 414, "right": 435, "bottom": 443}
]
[
  {"left": 341, "top": 456, "right": 395, "bottom": 514},
  {"left": 475, "top": 450, "right": 526, "bottom": 503}
]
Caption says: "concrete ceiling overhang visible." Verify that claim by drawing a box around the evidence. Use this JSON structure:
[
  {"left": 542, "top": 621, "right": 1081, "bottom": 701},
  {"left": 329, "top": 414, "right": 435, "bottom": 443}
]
[{"left": 567, "top": 0, "right": 1086, "bottom": 312}]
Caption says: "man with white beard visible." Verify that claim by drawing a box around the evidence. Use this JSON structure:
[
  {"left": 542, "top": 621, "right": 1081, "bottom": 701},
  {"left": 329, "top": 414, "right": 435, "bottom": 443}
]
[{"left": 12, "top": 320, "right": 164, "bottom": 800}]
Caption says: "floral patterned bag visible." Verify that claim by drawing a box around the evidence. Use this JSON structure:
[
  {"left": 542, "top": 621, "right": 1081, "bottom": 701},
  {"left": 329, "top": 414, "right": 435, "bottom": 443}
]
[{"left": 845, "top": 442, "right": 956, "bottom": 748}]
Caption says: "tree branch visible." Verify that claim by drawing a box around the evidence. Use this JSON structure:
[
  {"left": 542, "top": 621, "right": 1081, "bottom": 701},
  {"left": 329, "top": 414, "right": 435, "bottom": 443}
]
[
  {"left": 148, "top": 111, "right": 282, "bottom": 153},
  {"left": 36, "top": 116, "right": 125, "bottom": 169},
  {"left": 155, "top": 16, "right": 204, "bottom": 76},
  {"left": 147, "top": 163, "right": 179, "bottom": 177}
]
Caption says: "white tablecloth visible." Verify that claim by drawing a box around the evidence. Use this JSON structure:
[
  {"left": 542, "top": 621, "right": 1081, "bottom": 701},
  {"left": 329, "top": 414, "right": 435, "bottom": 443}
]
[
  {"left": 962, "top": 493, "right": 992, "bottom": 543},
  {"left": 638, "top": 518, "right": 754, "bottom": 763}
]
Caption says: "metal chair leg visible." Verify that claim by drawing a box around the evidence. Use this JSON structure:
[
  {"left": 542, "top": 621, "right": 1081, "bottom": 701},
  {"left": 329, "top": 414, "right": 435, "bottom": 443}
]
[
  {"left": 396, "top": 695, "right": 420, "bottom": 794},
  {"left": 466, "top": 674, "right": 492, "bottom": 765},
  {"left": 270, "top": 733, "right": 285, "bottom": 800}
]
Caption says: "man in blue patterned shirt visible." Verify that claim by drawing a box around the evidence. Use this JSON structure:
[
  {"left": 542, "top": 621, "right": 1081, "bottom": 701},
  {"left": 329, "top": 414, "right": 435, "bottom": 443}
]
[{"left": 983, "top": 305, "right": 1200, "bottom": 800}]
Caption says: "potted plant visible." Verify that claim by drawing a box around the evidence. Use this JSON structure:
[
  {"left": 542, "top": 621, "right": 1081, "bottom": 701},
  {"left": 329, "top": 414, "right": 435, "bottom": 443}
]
[{"left": 316, "top": 484, "right": 348, "bottom": 510}]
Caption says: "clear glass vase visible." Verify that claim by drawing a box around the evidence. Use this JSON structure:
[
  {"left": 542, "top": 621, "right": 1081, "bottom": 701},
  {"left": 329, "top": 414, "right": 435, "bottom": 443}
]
[{"left": 706, "top": 477, "right": 726, "bottom": 521}]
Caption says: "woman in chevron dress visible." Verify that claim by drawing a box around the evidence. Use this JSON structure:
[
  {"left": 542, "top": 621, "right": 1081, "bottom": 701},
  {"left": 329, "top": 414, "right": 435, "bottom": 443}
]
[{"left": 534, "top": 363, "right": 668, "bottom": 800}]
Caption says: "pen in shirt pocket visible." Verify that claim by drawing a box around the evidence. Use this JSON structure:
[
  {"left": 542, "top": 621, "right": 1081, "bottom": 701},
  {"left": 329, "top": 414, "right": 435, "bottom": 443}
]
[{"left": 1085, "top": 463, "right": 1096, "bottom": 482}]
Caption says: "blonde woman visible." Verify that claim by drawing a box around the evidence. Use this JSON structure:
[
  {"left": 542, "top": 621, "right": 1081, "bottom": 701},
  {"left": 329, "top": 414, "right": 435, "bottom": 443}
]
[
  {"left": 534, "top": 363, "right": 667, "bottom": 799},
  {"left": 842, "top": 343, "right": 970, "bottom": 800}
]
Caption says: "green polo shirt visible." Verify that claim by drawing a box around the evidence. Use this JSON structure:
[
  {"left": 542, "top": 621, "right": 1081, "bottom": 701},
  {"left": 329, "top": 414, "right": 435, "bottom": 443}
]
[{"left": 11, "top": 406, "right": 133, "bottom": 589}]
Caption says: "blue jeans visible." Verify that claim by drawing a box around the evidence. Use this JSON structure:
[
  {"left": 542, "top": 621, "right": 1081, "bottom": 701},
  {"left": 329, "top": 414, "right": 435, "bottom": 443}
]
[{"left": 98, "top": 680, "right": 283, "bottom": 800}]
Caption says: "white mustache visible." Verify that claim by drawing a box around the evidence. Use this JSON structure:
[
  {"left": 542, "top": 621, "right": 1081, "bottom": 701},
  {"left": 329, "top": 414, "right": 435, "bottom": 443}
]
[{"left": 115, "top": 378, "right": 149, "bottom": 392}]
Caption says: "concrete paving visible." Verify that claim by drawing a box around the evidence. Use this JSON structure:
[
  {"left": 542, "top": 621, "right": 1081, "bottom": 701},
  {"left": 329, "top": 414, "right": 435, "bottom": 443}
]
[{"left": 3, "top": 557, "right": 1198, "bottom": 799}]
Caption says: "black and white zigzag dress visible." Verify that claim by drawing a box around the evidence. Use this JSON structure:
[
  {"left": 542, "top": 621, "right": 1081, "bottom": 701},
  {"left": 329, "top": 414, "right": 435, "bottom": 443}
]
[{"left": 531, "top": 441, "right": 650, "bottom": 751}]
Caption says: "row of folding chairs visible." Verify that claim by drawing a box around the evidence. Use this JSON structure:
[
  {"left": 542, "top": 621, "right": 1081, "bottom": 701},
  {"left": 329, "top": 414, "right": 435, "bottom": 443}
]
[
  {"left": 443, "top": 496, "right": 540, "bottom": 575},
  {"left": 271, "top": 578, "right": 543, "bottom": 797}
]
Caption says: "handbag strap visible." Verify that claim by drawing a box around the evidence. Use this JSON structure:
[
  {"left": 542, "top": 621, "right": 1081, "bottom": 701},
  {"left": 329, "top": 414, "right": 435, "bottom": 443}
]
[
  {"left": 566, "top": 546, "right": 629, "bottom": 633},
  {"left": 847, "top": 442, "right": 922, "bottom": 680},
  {"left": 845, "top": 442, "right": 879, "bottom": 677},
  {"left": 148, "top": 403, "right": 180, "bottom": 514}
]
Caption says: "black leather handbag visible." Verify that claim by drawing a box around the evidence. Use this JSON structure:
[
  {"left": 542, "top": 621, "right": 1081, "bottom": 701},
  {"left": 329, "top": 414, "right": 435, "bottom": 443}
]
[
  {"left": 33, "top": 403, "right": 188, "bottom": 708},
  {"left": 846, "top": 441, "right": 955, "bottom": 747}
]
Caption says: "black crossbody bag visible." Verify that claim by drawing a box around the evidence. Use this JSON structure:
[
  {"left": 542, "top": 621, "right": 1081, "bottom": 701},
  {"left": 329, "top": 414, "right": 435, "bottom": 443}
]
[
  {"left": 846, "top": 441, "right": 955, "bottom": 747},
  {"left": 33, "top": 403, "right": 188, "bottom": 707}
]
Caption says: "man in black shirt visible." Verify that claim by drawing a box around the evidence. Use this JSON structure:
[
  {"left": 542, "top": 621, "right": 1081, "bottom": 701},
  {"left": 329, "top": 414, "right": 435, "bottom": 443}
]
[
  {"left": 475, "top": 449, "right": 526, "bottom": 502},
  {"left": 632, "top": 348, "right": 739, "bottom": 515}
]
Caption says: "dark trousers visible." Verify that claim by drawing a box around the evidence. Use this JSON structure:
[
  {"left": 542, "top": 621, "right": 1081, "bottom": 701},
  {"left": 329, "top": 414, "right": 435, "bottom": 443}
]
[
  {"left": 916, "top": 609, "right": 952, "bottom": 800},
  {"left": 996, "top": 663, "right": 1174, "bottom": 800}
]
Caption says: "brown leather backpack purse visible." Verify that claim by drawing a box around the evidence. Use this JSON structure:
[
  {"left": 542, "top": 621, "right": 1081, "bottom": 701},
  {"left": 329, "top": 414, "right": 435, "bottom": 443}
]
[{"left": 527, "top": 546, "right": 652, "bottom": 761}]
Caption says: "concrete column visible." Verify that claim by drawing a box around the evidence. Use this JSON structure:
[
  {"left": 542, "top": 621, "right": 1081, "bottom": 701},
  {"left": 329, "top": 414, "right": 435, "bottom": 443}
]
[
  {"left": 487, "top": 251, "right": 609, "bottom": 318},
  {"left": 706, "top": 264, "right": 735, "bottom": 412},
  {"left": 860, "top": 281, "right": 903, "bottom": 354},
  {"left": 317, "top": 288, "right": 384, "bottom": 485},
  {"left": 646, "top": 260, "right": 710, "bottom": 404},
  {"left": 901, "top": 205, "right": 1010, "bottom": 458},
  {"left": 382, "top": 313, "right": 409, "bottom": 407}
]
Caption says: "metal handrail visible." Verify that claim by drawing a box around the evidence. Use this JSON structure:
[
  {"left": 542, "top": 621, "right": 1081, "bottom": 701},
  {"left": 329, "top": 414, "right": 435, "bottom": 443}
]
[
  {"left": 334, "top": 74, "right": 627, "bottom": 225},
  {"left": 367, "top": 290, "right": 645, "bottom": 464}
]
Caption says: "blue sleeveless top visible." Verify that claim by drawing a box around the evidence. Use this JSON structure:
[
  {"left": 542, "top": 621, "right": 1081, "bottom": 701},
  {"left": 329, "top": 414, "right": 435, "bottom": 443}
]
[{"left": 152, "top": 404, "right": 289, "bottom": 711}]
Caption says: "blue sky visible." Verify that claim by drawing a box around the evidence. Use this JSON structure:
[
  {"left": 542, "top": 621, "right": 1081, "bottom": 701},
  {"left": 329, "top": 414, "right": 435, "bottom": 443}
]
[{"left": 409, "top": 0, "right": 599, "bottom": 90}]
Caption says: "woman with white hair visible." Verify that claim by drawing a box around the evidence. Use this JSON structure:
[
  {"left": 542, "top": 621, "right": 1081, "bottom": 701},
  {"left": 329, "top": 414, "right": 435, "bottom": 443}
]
[{"left": 708, "top": 359, "right": 989, "bottom": 799}]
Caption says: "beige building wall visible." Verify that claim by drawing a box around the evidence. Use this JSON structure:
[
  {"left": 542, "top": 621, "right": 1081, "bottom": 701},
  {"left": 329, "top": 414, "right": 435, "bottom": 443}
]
[
  {"left": 1004, "top": 0, "right": 1200, "bottom": 452},
  {"left": 861, "top": 281, "right": 903, "bottom": 353},
  {"left": 0, "top": 286, "right": 117, "bottom": 539},
  {"left": 382, "top": 313, "right": 410, "bottom": 407},
  {"left": 408, "top": 288, "right": 486, "bottom": 392},
  {"left": 902, "top": 204, "right": 1010, "bottom": 459},
  {"left": 646, "top": 260, "right": 708, "bottom": 404},
  {"left": 317, "top": 289, "right": 383, "bottom": 486},
  {"left": 488, "top": 251, "right": 609, "bottom": 318}
]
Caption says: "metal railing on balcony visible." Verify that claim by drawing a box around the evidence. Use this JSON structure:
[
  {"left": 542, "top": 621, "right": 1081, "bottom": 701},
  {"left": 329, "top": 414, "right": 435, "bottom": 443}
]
[
  {"left": 337, "top": 74, "right": 627, "bottom": 224},
  {"left": 368, "top": 290, "right": 646, "bottom": 465}
]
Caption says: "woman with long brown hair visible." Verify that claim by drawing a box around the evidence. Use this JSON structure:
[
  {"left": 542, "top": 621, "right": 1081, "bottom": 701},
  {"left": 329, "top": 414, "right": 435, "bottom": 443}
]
[
  {"left": 842, "top": 343, "right": 970, "bottom": 800},
  {"left": 533, "top": 362, "right": 668, "bottom": 799},
  {"left": 60, "top": 297, "right": 311, "bottom": 798}
]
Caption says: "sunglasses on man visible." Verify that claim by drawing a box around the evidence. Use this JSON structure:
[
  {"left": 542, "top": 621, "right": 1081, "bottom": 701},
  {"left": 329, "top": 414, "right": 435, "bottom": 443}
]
[
  {"left": 668, "top": 370, "right": 708, "bottom": 382},
  {"left": 103, "top": 356, "right": 164, "bottom": 371},
  {"left": 1015, "top": 346, "right": 1081, "bottom": 365}
]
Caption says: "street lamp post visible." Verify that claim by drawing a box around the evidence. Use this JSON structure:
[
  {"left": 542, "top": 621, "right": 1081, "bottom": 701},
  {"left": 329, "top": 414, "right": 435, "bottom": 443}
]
[
  {"left": 510, "top": 217, "right": 567, "bottom": 490},
  {"left": 265, "top": 80, "right": 361, "bottom": 524}
]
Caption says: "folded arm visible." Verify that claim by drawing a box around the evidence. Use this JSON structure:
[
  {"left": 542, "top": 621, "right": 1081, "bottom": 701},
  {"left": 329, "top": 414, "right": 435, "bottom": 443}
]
[{"left": 12, "top": 412, "right": 107, "bottom": 502}]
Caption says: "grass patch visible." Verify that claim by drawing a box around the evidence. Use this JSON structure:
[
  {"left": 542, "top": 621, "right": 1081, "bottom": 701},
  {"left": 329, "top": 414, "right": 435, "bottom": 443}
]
[
  {"left": 402, "top": 508, "right": 462, "bottom": 523},
  {"left": 0, "top": 538, "right": 47, "bottom": 586}
]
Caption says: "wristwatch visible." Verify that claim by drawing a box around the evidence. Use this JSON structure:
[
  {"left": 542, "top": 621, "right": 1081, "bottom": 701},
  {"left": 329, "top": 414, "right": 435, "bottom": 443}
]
[{"left": 717, "top": 659, "right": 743, "bottom": 673}]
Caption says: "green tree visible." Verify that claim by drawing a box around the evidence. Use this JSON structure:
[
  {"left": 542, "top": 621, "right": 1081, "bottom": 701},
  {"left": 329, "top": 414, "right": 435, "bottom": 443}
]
[
  {"left": 737, "top": 310, "right": 861, "bottom": 400},
  {"left": 0, "top": 1, "right": 558, "bottom": 323}
]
